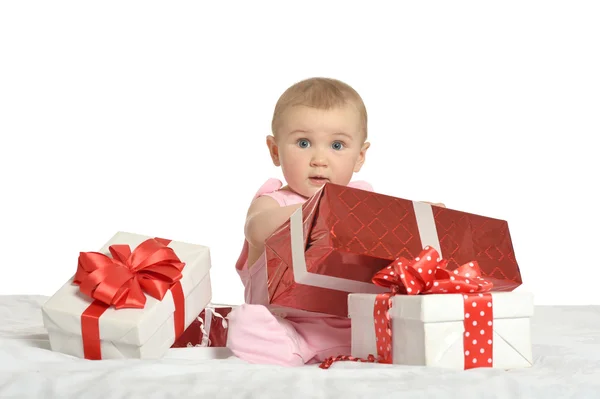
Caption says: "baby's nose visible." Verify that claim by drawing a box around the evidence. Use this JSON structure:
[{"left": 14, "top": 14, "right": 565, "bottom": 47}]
[{"left": 310, "top": 153, "right": 328, "bottom": 167}]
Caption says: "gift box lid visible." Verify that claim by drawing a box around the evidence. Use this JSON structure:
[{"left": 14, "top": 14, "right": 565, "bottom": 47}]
[
  {"left": 348, "top": 291, "right": 534, "bottom": 323},
  {"left": 308, "top": 183, "right": 523, "bottom": 285},
  {"left": 41, "top": 231, "right": 211, "bottom": 346},
  {"left": 265, "top": 182, "right": 524, "bottom": 317}
]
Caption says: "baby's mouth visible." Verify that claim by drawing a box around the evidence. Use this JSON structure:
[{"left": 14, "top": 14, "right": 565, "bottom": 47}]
[{"left": 309, "top": 176, "right": 330, "bottom": 185}]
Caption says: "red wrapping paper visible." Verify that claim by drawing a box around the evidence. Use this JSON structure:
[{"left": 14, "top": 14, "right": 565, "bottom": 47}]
[
  {"left": 171, "top": 307, "right": 232, "bottom": 348},
  {"left": 265, "top": 183, "right": 522, "bottom": 317}
]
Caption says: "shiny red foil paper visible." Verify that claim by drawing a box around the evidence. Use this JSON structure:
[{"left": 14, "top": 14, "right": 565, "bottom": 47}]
[
  {"left": 171, "top": 307, "right": 232, "bottom": 348},
  {"left": 265, "top": 183, "right": 522, "bottom": 317}
]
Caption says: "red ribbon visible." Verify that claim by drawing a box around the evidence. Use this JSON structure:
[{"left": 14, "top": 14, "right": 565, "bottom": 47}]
[
  {"left": 319, "top": 354, "right": 377, "bottom": 369},
  {"left": 320, "top": 245, "right": 495, "bottom": 370},
  {"left": 73, "top": 237, "right": 186, "bottom": 360}
]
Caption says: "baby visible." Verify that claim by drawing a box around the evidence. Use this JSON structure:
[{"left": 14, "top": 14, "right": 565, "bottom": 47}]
[{"left": 226, "top": 77, "right": 440, "bottom": 366}]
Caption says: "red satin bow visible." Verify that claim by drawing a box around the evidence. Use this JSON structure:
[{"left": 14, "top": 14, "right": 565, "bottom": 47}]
[
  {"left": 73, "top": 238, "right": 185, "bottom": 309},
  {"left": 372, "top": 246, "right": 493, "bottom": 295}
]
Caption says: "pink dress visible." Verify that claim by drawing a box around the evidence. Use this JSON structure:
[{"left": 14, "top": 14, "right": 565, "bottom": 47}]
[{"left": 226, "top": 178, "right": 374, "bottom": 366}]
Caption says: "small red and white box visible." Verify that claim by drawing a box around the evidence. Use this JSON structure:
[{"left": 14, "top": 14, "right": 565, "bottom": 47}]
[
  {"left": 348, "top": 246, "right": 534, "bottom": 370},
  {"left": 41, "top": 231, "right": 212, "bottom": 360},
  {"left": 171, "top": 305, "right": 233, "bottom": 348}
]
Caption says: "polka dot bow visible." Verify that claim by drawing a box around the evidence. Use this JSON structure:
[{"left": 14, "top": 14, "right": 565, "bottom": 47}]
[{"left": 372, "top": 246, "right": 493, "bottom": 295}]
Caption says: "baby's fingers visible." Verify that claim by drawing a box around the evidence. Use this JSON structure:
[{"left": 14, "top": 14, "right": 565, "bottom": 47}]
[{"left": 421, "top": 201, "right": 446, "bottom": 208}]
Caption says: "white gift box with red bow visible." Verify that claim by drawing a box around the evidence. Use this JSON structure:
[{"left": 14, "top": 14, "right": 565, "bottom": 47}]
[
  {"left": 348, "top": 291, "right": 534, "bottom": 369},
  {"left": 346, "top": 245, "right": 534, "bottom": 370},
  {"left": 41, "top": 231, "right": 212, "bottom": 360}
]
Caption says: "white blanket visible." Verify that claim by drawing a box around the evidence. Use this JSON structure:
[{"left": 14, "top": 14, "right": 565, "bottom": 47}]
[{"left": 1, "top": 295, "right": 599, "bottom": 398}]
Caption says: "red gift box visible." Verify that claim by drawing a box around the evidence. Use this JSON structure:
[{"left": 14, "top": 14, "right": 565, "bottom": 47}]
[
  {"left": 265, "top": 183, "right": 522, "bottom": 317},
  {"left": 171, "top": 306, "right": 232, "bottom": 348}
]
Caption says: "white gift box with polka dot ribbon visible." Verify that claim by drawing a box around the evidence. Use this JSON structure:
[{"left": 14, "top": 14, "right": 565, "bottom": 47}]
[{"left": 348, "top": 291, "right": 534, "bottom": 369}]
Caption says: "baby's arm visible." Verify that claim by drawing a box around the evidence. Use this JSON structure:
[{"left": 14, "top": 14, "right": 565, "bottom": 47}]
[{"left": 244, "top": 196, "right": 303, "bottom": 251}]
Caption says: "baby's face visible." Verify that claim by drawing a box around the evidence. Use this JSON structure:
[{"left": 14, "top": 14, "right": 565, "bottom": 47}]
[{"left": 268, "top": 104, "right": 369, "bottom": 198}]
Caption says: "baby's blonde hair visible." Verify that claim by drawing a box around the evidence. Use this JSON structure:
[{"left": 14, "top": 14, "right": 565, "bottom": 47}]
[{"left": 271, "top": 77, "right": 368, "bottom": 139}]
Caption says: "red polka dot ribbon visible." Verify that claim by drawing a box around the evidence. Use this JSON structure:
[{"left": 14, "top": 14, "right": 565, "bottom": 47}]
[
  {"left": 318, "top": 354, "right": 377, "bottom": 369},
  {"left": 371, "top": 246, "right": 495, "bottom": 369}
]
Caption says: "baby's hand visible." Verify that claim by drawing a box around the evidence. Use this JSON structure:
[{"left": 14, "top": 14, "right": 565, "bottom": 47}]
[{"left": 422, "top": 201, "right": 446, "bottom": 208}]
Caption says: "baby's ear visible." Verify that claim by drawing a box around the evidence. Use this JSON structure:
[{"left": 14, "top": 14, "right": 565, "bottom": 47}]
[
  {"left": 266, "top": 135, "right": 280, "bottom": 166},
  {"left": 354, "top": 141, "right": 370, "bottom": 172}
]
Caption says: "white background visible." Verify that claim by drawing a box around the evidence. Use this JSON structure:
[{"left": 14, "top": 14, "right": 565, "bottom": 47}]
[{"left": 1, "top": 1, "right": 598, "bottom": 306}]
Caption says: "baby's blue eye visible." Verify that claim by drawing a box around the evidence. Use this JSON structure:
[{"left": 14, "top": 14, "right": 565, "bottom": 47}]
[
  {"left": 297, "top": 139, "right": 310, "bottom": 148},
  {"left": 331, "top": 141, "right": 344, "bottom": 150}
]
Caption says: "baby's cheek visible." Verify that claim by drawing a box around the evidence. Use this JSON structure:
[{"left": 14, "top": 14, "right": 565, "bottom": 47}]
[{"left": 333, "top": 163, "right": 356, "bottom": 184}]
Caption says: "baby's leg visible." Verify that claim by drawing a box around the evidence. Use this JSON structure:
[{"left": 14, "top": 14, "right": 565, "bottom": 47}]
[
  {"left": 226, "top": 304, "right": 309, "bottom": 367},
  {"left": 288, "top": 316, "right": 352, "bottom": 364}
]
